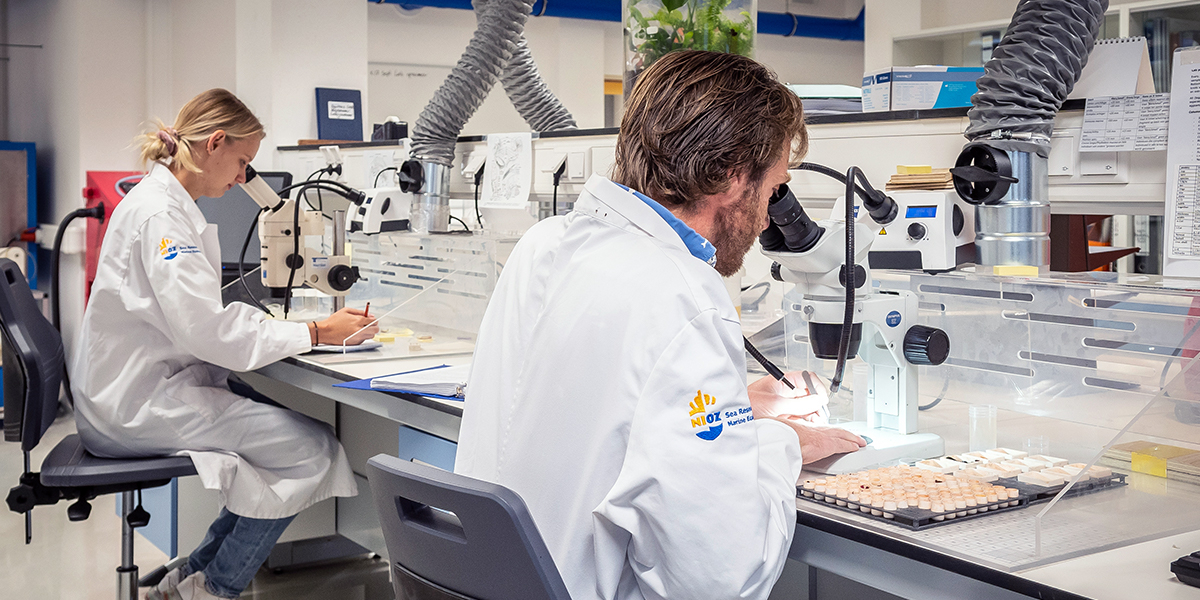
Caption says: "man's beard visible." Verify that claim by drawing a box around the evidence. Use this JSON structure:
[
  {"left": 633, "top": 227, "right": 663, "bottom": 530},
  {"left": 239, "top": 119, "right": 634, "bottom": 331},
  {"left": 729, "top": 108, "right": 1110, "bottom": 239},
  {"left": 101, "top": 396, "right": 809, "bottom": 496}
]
[{"left": 709, "top": 184, "right": 764, "bottom": 277}]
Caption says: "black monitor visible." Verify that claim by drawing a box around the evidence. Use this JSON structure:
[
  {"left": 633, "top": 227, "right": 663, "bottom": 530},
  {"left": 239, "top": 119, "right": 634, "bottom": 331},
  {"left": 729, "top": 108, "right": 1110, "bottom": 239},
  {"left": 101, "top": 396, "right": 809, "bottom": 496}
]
[{"left": 196, "top": 171, "right": 292, "bottom": 283}]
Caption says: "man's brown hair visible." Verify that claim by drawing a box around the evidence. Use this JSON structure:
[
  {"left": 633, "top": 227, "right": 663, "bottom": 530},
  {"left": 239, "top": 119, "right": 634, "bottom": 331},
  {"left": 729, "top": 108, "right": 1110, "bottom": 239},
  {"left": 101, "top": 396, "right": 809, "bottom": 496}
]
[{"left": 613, "top": 50, "right": 807, "bottom": 211}]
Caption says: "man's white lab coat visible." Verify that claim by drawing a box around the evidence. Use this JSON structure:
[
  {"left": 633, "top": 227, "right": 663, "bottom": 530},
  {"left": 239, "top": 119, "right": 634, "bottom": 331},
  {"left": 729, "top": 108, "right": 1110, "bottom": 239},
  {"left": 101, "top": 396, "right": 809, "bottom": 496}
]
[
  {"left": 71, "top": 163, "right": 356, "bottom": 519},
  {"left": 455, "top": 175, "right": 804, "bottom": 600}
]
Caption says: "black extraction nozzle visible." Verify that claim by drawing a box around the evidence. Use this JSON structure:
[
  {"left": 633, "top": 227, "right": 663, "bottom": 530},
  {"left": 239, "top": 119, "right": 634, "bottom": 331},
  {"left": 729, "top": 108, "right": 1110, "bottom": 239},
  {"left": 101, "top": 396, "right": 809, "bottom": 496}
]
[{"left": 951, "top": 142, "right": 1017, "bottom": 205}]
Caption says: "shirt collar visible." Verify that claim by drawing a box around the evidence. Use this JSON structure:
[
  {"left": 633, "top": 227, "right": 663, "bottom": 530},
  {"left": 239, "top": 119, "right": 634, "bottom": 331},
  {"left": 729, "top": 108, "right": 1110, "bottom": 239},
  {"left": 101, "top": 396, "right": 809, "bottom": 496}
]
[{"left": 612, "top": 182, "right": 717, "bottom": 268}]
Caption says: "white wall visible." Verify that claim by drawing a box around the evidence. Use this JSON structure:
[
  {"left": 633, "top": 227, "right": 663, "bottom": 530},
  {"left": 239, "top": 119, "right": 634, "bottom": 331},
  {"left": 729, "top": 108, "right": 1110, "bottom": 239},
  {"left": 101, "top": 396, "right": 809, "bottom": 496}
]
[
  {"left": 268, "top": 0, "right": 368, "bottom": 156},
  {"left": 758, "top": 34, "right": 864, "bottom": 85}
]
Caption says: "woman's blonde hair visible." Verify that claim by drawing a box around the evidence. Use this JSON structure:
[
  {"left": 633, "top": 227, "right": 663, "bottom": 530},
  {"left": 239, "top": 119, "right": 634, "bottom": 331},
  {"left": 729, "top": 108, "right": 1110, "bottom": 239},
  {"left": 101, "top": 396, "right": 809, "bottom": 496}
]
[{"left": 138, "top": 88, "right": 265, "bottom": 173}]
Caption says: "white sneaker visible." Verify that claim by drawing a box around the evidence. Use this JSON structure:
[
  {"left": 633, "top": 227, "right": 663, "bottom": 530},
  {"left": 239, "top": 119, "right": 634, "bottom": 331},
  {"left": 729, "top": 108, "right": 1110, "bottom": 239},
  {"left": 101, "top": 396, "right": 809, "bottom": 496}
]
[
  {"left": 158, "top": 566, "right": 188, "bottom": 592},
  {"left": 144, "top": 566, "right": 187, "bottom": 600},
  {"left": 160, "top": 572, "right": 225, "bottom": 600}
]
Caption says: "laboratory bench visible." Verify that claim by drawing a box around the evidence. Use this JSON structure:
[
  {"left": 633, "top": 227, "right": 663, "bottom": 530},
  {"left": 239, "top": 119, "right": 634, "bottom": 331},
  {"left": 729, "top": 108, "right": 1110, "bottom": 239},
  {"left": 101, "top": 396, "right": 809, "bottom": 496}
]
[{"left": 241, "top": 335, "right": 1200, "bottom": 600}]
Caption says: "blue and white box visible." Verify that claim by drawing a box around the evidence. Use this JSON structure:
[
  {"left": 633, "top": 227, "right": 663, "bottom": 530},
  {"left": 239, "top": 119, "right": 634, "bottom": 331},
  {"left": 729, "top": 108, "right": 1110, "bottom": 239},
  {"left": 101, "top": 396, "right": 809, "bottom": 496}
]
[
  {"left": 890, "top": 66, "right": 984, "bottom": 110},
  {"left": 861, "top": 68, "right": 891, "bottom": 113}
]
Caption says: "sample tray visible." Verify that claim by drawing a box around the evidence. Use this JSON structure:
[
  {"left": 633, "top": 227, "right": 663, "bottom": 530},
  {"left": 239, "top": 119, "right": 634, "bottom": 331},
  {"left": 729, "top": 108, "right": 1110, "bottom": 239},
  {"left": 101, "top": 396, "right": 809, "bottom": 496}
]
[{"left": 798, "top": 473, "right": 1127, "bottom": 531}]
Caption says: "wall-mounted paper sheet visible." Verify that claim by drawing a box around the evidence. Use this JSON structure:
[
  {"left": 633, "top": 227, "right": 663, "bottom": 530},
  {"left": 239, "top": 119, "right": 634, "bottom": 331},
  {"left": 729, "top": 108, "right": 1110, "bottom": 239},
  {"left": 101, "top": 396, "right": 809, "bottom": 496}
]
[
  {"left": 1080, "top": 93, "right": 1169, "bottom": 152},
  {"left": 480, "top": 132, "right": 533, "bottom": 210},
  {"left": 1161, "top": 48, "right": 1200, "bottom": 272}
]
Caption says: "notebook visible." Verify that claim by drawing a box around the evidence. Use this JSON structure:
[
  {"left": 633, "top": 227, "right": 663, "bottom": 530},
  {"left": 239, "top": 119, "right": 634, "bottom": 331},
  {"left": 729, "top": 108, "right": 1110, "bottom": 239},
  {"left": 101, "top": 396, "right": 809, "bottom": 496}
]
[
  {"left": 315, "top": 87, "right": 364, "bottom": 142},
  {"left": 370, "top": 363, "right": 472, "bottom": 397}
]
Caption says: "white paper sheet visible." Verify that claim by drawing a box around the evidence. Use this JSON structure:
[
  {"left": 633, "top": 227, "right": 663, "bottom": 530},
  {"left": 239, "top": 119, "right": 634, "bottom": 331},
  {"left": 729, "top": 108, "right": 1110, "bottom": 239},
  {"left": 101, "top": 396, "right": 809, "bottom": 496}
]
[
  {"left": 479, "top": 132, "right": 533, "bottom": 210},
  {"left": 1162, "top": 48, "right": 1200, "bottom": 270},
  {"left": 1079, "top": 93, "right": 1170, "bottom": 152}
]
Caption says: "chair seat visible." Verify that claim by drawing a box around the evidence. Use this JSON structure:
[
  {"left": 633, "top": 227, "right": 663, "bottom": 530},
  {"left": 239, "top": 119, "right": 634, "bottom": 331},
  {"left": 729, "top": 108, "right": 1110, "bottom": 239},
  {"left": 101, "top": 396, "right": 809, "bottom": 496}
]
[{"left": 40, "top": 434, "right": 197, "bottom": 488}]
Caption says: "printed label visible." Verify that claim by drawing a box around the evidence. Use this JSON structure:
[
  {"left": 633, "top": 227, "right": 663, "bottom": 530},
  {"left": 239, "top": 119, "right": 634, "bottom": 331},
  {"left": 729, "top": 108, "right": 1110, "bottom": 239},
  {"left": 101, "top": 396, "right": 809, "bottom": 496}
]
[{"left": 328, "top": 101, "right": 355, "bottom": 121}]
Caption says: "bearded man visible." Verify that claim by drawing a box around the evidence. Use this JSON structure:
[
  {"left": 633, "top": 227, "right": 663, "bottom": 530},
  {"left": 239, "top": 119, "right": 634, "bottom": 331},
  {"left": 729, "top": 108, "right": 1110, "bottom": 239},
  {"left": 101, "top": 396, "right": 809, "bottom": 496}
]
[{"left": 455, "top": 50, "right": 864, "bottom": 600}]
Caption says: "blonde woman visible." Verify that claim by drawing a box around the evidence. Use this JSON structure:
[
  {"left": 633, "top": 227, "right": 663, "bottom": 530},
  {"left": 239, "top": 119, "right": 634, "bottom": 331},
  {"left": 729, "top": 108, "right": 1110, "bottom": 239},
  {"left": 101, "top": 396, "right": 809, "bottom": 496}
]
[{"left": 71, "top": 88, "right": 377, "bottom": 600}]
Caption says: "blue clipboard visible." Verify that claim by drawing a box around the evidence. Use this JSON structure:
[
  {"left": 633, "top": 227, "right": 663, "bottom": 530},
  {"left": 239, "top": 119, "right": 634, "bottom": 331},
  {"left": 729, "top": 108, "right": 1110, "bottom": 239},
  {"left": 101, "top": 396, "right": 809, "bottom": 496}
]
[{"left": 333, "top": 364, "right": 464, "bottom": 402}]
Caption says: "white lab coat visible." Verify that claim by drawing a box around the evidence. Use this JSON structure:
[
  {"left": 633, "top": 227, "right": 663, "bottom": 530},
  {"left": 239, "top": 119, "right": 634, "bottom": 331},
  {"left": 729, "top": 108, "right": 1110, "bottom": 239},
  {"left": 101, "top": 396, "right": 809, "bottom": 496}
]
[
  {"left": 455, "top": 175, "right": 804, "bottom": 600},
  {"left": 71, "top": 162, "right": 357, "bottom": 520}
]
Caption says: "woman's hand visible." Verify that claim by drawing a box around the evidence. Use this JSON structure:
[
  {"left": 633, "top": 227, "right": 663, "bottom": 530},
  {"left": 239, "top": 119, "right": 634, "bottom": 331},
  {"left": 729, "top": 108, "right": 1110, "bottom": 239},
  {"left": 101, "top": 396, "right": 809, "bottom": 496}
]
[
  {"left": 311, "top": 308, "right": 379, "bottom": 346},
  {"left": 748, "top": 370, "right": 829, "bottom": 424}
]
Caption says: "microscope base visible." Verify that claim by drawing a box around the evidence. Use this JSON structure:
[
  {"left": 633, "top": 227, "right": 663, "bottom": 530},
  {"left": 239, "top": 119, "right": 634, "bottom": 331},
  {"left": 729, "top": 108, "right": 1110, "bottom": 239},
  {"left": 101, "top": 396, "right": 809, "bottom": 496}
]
[{"left": 805, "top": 422, "right": 944, "bottom": 474}]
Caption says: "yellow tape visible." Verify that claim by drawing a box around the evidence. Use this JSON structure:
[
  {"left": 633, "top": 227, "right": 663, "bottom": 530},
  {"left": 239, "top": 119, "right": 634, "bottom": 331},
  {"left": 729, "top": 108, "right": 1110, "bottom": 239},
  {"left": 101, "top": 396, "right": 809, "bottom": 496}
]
[
  {"left": 1132, "top": 452, "right": 1169, "bottom": 478},
  {"left": 992, "top": 265, "right": 1040, "bottom": 277},
  {"left": 1131, "top": 444, "right": 1196, "bottom": 478}
]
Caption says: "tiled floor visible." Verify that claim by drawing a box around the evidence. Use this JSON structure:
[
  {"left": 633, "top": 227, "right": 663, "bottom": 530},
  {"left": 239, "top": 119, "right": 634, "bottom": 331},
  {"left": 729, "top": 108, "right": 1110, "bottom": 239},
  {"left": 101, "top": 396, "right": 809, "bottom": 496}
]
[{"left": 1, "top": 412, "right": 392, "bottom": 599}]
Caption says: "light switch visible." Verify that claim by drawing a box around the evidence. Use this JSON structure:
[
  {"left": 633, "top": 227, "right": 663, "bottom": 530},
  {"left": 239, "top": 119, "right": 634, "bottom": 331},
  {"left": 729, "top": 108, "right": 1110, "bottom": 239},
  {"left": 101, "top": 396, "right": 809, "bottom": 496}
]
[
  {"left": 1080, "top": 151, "right": 1118, "bottom": 176},
  {"left": 1048, "top": 132, "right": 1075, "bottom": 176},
  {"left": 568, "top": 151, "right": 586, "bottom": 180}
]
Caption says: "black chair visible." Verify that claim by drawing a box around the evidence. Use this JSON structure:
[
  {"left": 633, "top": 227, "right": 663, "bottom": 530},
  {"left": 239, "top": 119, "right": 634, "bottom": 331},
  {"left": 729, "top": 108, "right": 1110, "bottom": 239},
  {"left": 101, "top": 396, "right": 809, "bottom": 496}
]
[
  {"left": 0, "top": 258, "right": 197, "bottom": 600},
  {"left": 367, "top": 453, "right": 572, "bottom": 600}
]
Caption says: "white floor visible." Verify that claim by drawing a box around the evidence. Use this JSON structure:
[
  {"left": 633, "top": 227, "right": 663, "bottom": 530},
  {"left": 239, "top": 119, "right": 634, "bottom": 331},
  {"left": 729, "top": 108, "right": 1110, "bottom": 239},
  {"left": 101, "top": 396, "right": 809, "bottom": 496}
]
[{"left": 1, "top": 411, "right": 391, "bottom": 599}]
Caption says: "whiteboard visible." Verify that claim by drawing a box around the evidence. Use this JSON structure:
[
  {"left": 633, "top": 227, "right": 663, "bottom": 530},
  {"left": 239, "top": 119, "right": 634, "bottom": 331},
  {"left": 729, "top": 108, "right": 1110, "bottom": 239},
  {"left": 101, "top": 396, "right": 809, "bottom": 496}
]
[{"left": 367, "top": 62, "right": 531, "bottom": 137}]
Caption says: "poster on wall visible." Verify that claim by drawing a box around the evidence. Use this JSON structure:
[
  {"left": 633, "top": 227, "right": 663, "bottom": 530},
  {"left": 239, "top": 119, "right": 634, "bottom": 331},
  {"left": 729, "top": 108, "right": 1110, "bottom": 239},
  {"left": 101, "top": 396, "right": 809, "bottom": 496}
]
[{"left": 479, "top": 132, "right": 533, "bottom": 210}]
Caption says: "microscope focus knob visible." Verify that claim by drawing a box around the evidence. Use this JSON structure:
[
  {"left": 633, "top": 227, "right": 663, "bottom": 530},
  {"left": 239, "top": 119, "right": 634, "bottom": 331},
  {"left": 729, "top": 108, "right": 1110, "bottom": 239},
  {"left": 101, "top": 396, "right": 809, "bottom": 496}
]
[
  {"left": 904, "top": 325, "right": 949, "bottom": 366},
  {"left": 328, "top": 264, "right": 360, "bottom": 292}
]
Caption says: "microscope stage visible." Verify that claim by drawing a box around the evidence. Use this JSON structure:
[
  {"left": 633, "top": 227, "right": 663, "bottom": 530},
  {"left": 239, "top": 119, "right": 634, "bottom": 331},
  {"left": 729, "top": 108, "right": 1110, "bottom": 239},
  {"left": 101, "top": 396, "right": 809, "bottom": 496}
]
[{"left": 804, "top": 421, "right": 944, "bottom": 475}]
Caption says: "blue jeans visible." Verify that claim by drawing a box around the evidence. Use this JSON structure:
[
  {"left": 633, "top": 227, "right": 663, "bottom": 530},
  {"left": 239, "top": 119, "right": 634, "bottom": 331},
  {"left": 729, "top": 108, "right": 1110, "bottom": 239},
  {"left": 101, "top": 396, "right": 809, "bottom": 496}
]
[{"left": 181, "top": 508, "right": 296, "bottom": 598}]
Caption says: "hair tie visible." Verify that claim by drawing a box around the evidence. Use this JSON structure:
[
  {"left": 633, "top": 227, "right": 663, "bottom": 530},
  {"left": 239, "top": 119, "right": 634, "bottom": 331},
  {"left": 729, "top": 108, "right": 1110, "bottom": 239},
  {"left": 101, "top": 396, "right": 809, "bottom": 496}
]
[{"left": 157, "top": 129, "right": 178, "bottom": 157}]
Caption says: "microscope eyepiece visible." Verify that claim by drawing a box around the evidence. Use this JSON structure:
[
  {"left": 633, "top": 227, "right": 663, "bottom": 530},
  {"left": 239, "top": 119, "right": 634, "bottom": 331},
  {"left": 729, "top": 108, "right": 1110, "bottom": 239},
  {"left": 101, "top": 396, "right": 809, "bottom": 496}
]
[{"left": 760, "top": 184, "right": 824, "bottom": 253}]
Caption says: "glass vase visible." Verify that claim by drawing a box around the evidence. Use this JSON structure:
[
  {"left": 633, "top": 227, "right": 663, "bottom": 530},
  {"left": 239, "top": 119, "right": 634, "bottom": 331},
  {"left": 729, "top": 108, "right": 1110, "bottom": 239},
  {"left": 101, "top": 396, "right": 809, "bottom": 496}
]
[{"left": 623, "top": 0, "right": 757, "bottom": 98}]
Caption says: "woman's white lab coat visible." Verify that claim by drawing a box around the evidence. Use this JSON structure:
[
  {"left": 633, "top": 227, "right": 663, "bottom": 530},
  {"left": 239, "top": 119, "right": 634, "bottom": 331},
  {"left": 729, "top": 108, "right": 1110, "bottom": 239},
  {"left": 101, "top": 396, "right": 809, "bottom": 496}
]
[
  {"left": 71, "top": 163, "right": 356, "bottom": 519},
  {"left": 455, "top": 175, "right": 804, "bottom": 600}
]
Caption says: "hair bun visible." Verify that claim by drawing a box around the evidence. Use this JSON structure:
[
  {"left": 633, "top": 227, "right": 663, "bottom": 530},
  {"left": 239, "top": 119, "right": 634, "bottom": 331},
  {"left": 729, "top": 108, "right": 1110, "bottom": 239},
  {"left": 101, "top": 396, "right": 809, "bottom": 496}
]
[{"left": 156, "top": 129, "right": 178, "bottom": 157}]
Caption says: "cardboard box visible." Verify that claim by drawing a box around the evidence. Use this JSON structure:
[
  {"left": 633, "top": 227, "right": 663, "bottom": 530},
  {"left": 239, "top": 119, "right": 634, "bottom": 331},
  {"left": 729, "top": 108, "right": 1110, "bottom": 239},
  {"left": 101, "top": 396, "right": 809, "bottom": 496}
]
[
  {"left": 861, "top": 68, "right": 891, "bottom": 113},
  {"left": 890, "top": 66, "right": 984, "bottom": 110}
]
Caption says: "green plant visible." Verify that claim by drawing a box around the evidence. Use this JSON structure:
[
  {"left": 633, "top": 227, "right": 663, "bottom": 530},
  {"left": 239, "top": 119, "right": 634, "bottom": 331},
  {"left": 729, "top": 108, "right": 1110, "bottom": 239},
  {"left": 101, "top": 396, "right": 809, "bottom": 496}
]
[{"left": 625, "top": 0, "right": 755, "bottom": 75}]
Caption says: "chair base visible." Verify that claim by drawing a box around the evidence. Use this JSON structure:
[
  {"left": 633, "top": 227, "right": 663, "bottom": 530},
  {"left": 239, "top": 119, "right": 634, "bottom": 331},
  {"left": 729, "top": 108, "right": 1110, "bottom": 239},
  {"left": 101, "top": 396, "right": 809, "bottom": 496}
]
[{"left": 118, "top": 565, "right": 139, "bottom": 600}]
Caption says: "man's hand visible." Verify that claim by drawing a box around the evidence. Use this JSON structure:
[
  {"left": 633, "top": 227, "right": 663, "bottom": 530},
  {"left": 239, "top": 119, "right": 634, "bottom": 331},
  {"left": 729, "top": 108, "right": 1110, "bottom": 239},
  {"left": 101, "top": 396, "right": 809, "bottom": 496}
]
[
  {"left": 312, "top": 308, "right": 379, "bottom": 346},
  {"left": 749, "top": 370, "right": 828, "bottom": 424},
  {"left": 770, "top": 418, "right": 866, "bottom": 464}
]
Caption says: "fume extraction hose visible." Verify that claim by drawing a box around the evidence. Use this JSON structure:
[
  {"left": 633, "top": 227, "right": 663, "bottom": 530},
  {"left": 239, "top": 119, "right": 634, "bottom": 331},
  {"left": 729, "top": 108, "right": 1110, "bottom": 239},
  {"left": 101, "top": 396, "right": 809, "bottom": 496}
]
[
  {"left": 965, "top": 0, "right": 1108, "bottom": 156},
  {"left": 411, "top": 0, "right": 576, "bottom": 167}
]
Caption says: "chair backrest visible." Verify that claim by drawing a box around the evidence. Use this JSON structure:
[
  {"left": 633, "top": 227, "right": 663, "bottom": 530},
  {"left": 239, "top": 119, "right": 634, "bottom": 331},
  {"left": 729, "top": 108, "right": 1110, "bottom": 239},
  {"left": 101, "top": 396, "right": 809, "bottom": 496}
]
[
  {"left": 366, "top": 454, "right": 571, "bottom": 600},
  {"left": 0, "top": 258, "right": 64, "bottom": 451}
]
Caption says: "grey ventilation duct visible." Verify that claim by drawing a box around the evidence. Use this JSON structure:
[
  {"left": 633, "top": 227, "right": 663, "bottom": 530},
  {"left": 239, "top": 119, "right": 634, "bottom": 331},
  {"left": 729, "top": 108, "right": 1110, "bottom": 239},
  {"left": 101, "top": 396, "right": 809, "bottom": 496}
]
[
  {"left": 950, "top": 0, "right": 1108, "bottom": 271},
  {"left": 403, "top": 0, "right": 576, "bottom": 233}
]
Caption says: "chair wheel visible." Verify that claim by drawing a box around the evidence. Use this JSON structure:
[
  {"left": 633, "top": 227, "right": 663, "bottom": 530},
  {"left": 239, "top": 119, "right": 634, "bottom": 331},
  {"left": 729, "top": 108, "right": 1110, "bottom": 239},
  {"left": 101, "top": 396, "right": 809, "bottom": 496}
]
[{"left": 67, "top": 498, "right": 91, "bottom": 521}]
